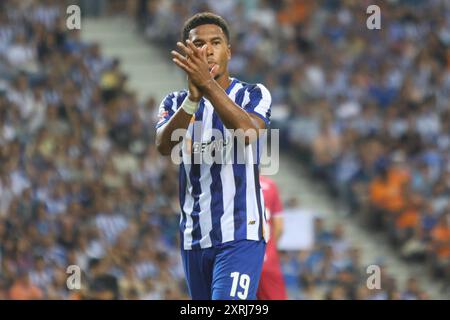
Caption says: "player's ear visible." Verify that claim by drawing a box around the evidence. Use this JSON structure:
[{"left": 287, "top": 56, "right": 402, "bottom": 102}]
[{"left": 227, "top": 44, "right": 231, "bottom": 61}]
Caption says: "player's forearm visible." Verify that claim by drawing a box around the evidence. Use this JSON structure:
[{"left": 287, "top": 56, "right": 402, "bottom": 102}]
[
  {"left": 202, "top": 80, "right": 258, "bottom": 132},
  {"left": 274, "top": 228, "right": 283, "bottom": 243},
  {"left": 156, "top": 109, "right": 192, "bottom": 156},
  {"left": 273, "top": 217, "right": 284, "bottom": 243}
]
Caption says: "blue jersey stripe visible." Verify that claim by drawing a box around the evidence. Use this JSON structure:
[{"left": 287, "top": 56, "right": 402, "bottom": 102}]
[
  {"left": 233, "top": 84, "right": 256, "bottom": 242},
  {"left": 209, "top": 112, "right": 224, "bottom": 246},
  {"left": 176, "top": 91, "right": 188, "bottom": 106},
  {"left": 190, "top": 166, "right": 202, "bottom": 250},
  {"left": 189, "top": 100, "right": 205, "bottom": 250},
  {"left": 155, "top": 93, "right": 175, "bottom": 129},
  {"left": 179, "top": 162, "right": 187, "bottom": 249},
  {"left": 164, "top": 92, "right": 176, "bottom": 108},
  {"left": 156, "top": 91, "right": 188, "bottom": 129},
  {"left": 246, "top": 85, "right": 262, "bottom": 112},
  {"left": 234, "top": 85, "right": 247, "bottom": 107},
  {"left": 232, "top": 140, "right": 247, "bottom": 240},
  {"left": 244, "top": 84, "right": 271, "bottom": 127},
  {"left": 253, "top": 164, "right": 264, "bottom": 241}
]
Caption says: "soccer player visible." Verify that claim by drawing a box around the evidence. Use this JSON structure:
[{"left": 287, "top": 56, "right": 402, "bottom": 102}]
[
  {"left": 257, "top": 176, "right": 288, "bottom": 300},
  {"left": 155, "top": 12, "right": 271, "bottom": 300}
]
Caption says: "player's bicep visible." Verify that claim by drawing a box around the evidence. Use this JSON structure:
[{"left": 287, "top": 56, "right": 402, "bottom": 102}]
[
  {"left": 271, "top": 183, "right": 284, "bottom": 214},
  {"left": 272, "top": 215, "right": 284, "bottom": 242}
]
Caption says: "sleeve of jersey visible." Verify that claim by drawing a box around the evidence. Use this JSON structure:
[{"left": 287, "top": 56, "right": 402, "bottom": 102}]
[
  {"left": 243, "top": 83, "right": 271, "bottom": 127},
  {"left": 155, "top": 92, "right": 179, "bottom": 129}
]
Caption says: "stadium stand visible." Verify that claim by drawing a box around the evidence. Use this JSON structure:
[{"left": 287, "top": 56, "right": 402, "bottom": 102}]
[
  {"left": 0, "top": 0, "right": 186, "bottom": 299},
  {"left": 138, "top": 0, "right": 449, "bottom": 298},
  {"left": 0, "top": 0, "right": 448, "bottom": 299}
]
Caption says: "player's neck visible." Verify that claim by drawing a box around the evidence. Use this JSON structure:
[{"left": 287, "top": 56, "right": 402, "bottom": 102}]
[{"left": 215, "top": 73, "right": 231, "bottom": 91}]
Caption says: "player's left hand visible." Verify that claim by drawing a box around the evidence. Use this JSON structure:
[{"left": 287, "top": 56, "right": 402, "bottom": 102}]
[{"left": 171, "top": 40, "right": 219, "bottom": 90}]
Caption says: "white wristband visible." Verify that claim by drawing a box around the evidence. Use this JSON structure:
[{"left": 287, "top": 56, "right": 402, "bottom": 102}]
[{"left": 181, "top": 96, "right": 199, "bottom": 115}]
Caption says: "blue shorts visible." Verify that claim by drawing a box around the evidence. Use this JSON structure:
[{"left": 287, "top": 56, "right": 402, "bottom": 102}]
[{"left": 181, "top": 239, "right": 266, "bottom": 300}]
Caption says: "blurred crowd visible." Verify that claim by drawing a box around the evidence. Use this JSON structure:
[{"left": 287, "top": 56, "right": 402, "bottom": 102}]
[
  {"left": 140, "top": 0, "right": 449, "bottom": 297},
  {"left": 280, "top": 215, "right": 429, "bottom": 300},
  {"left": 0, "top": 0, "right": 186, "bottom": 299},
  {"left": 269, "top": 0, "right": 450, "bottom": 290}
]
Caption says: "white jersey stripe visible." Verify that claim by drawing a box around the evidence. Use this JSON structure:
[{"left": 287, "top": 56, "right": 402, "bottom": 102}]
[
  {"left": 198, "top": 101, "right": 214, "bottom": 248},
  {"left": 182, "top": 161, "right": 194, "bottom": 250},
  {"left": 245, "top": 147, "right": 260, "bottom": 240},
  {"left": 218, "top": 83, "right": 243, "bottom": 243}
]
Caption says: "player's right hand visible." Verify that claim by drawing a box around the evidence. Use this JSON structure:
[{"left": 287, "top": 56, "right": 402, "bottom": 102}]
[
  {"left": 188, "top": 76, "right": 202, "bottom": 102},
  {"left": 187, "top": 45, "right": 209, "bottom": 102},
  {"left": 172, "top": 42, "right": 218, "bottom": 91}
]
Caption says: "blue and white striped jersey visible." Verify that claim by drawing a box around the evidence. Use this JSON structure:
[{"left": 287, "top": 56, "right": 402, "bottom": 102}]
[{"left": 156, "top": 78, "right": 271, "bottom": 250}]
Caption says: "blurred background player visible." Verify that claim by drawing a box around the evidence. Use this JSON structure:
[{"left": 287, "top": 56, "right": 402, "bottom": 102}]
[{"left": 257, "top": 175, "right": 287, "bottom": 300}]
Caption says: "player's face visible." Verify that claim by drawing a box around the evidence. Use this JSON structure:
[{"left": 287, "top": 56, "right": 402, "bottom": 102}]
[{"left": 189, "top": 24, "right": 231, "bottom": 80}]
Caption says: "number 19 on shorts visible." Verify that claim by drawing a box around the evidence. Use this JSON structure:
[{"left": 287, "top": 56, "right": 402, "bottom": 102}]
[{"left": 230, "top": 272, "right": 250, "bottom": 300}]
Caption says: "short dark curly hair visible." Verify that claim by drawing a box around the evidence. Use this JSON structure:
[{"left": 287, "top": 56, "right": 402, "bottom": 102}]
[{"left": 182, "top": 12, "right": 230, "bottom": 43}]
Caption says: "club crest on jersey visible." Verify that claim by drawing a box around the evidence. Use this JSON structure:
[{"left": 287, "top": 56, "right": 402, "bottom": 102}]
[{"left": 158, "top": 110, "right": 169, "bottom": 121}]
